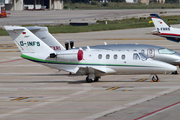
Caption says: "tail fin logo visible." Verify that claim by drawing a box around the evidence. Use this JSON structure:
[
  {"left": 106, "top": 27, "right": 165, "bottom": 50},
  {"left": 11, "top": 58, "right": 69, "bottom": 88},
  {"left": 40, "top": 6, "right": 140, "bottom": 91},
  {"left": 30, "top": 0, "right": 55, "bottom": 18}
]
[{"left": 20, "top": 41, "right": 40, "bottom": 46}]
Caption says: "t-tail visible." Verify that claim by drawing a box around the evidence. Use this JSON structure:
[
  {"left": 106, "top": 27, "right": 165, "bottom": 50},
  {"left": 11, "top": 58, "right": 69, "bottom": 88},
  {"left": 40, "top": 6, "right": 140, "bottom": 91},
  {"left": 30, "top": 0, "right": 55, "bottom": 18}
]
[
  {"left": 4, "top": 25, "right": 56, "bottom": 62},
  {"left": 150, "top": 14, "right": 180, "bottom": 43},
  {"left": 25, "top": 26, "right": 66, "bottom": 52}
]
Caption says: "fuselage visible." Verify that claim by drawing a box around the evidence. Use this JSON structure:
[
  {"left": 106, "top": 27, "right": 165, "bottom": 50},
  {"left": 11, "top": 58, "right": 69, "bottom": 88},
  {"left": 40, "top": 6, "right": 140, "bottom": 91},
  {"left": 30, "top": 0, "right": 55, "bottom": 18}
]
[
  {"left": 152, "top": 28, "right": 180, "bottom": 43},
  {"left": 76, "top": 44, "right": 180, "bottom": 67},
  {"left": 21, "top": 49, "right": 177, "bottom": 77}
]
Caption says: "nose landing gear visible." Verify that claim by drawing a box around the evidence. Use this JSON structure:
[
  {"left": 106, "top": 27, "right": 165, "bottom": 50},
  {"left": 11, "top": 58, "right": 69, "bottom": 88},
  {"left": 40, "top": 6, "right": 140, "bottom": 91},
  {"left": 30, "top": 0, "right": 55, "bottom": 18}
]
[{"left": 151, "top": 74, "right": 160, "bottom": 82}]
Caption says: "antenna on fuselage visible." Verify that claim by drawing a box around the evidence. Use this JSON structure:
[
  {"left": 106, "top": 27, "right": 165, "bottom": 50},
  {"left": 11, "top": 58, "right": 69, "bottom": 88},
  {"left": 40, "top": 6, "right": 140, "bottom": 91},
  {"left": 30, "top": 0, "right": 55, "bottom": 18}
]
[
  {"left": 65, "top": 41, "right": 69, "bottom": 50},
  {"left": 70, "top": 40, "right": 74, "bottom": 49}
]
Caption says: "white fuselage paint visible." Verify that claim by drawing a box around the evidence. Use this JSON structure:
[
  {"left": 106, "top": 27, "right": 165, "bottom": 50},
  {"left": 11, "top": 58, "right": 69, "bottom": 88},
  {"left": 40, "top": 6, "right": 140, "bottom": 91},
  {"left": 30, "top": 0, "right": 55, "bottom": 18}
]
[{"left": 39, "top": 49, "right": 176, "bottom": 76}]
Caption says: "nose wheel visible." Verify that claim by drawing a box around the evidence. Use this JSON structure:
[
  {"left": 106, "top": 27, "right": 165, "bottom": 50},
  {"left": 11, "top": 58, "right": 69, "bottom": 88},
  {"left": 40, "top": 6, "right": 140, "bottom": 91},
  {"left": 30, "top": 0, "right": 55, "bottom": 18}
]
[{"left": 151, "top": 74, "right": 160, "bottom": 82}]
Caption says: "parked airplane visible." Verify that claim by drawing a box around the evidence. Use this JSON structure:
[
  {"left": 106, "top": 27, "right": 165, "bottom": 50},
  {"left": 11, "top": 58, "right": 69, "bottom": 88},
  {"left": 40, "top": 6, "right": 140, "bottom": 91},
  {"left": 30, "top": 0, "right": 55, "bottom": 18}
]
[
  {"left": 5, "top": 26, "right": 177, "bottom": 83},
  {"left": 26, "top": 26, "right": 180, "bottom": 74},
  {"left": 150, "top": 14, "right": 180, "bottom": 43}
]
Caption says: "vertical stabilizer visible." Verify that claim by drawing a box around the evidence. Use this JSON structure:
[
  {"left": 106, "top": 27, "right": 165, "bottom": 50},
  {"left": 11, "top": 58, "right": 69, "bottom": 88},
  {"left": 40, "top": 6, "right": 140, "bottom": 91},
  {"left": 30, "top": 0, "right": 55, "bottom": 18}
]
[
  {"left": 150, "top": 14, "right": 170, "bottom": 32},
  {"left": 26, "top": 26, "right": 65, "bottom": 52},
  {"left": 4, "top": 26, "right": 55, "bottom": 60}
]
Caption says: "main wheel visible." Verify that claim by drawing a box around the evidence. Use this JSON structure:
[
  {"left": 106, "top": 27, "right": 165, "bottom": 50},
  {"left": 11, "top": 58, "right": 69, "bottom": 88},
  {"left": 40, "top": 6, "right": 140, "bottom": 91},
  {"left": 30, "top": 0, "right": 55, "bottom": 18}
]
[
  {"left": 94, "top": 77, "right": 99, "bottom": 82},
  {"left": 152, "top": 75, "right": 159, "bottom": 82},
  {"left": 172, "top": 71, "right": 178, "bottom": 74},
  {"left": 86, "top": 76, "right": 93, "bottom": 83}
]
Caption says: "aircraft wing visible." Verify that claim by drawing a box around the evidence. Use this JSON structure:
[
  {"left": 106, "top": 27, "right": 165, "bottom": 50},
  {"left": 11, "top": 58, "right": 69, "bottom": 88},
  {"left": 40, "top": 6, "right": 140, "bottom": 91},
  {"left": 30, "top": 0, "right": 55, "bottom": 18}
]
[{"left": 78, "top": 66, "right": 116, "bottom": 75}]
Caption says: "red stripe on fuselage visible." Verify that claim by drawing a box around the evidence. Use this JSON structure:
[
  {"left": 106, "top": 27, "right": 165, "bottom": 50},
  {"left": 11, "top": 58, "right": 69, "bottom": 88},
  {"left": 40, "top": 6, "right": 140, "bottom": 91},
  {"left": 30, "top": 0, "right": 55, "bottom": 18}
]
[{"left": 160, "top": 33, "right": 180, "bottom": 37}]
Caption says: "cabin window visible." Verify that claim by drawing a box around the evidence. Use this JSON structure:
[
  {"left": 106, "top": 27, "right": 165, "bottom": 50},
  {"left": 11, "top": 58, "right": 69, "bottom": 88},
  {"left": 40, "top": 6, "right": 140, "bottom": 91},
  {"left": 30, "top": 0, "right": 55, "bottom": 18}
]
[
  {"left": 158, "top": 48, "right": 175, "bottom": 54},
  {"left": 98, "top": 54, "right": 102, "bottom": 59},
  {"left": 133, "top": 53, "right": 140, "bottom": 60},
  {"left": 114, "top": 54, "right": 118, "bottom": 59},
  {"left": 121, "top": 54, "right": 125, "bottom": 60},
  {"left": 106, "top": 54, "right": 110, "bottom": 59}
]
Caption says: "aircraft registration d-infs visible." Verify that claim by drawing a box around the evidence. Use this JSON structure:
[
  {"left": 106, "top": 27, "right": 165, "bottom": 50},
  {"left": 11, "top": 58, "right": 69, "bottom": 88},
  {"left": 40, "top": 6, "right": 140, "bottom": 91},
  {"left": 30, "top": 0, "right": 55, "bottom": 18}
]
[
  {"left": 150, "top": 14, "right": 180, "bottom": 43},
  {"left": 4, "top": 26, "right": 177, "bottom": 83}
]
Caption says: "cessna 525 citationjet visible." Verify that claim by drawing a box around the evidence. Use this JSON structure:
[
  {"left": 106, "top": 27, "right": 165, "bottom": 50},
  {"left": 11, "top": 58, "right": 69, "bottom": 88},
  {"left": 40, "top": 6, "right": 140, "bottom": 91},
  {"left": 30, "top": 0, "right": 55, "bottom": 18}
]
[
  {"left": 4, "top": 26, "right": 177, "bottom": 83},
  {"left": 150, "top": 14, "right": 180, "bottom": 43},
  {"left": 26, "top": 26, "right": 180, "bottom": 74}
]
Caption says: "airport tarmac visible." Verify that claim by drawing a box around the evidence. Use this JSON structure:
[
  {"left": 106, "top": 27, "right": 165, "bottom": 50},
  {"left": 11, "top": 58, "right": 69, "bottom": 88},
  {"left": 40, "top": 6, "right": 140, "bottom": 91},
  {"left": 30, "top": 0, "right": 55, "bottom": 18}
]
[
  {"left": 1, "top": 9, "right": 180, "bottom": 25},
  {"left": 1, "top": 9, "right": 180, "bottom": 120},
  {"left": 1, "top": 26, "right": 180, "bottom": 120}
]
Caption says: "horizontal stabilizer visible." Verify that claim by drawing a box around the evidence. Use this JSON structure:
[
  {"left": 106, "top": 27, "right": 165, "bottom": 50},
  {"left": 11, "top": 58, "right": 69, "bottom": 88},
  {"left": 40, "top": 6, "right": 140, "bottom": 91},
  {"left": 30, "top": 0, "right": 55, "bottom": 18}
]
[{"left": 6, "top": 28, "right": 25, "bottom": 31}]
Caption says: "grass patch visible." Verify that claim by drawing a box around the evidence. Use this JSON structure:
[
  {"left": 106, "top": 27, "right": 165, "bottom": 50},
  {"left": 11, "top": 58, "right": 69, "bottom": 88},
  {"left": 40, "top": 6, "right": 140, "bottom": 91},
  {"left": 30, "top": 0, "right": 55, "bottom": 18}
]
[
  {"left": 1, "top": 15, "right": 180, "bottom": 36},
  {"left": 64, "top": 2, "right": 180, "bottom": 9},
  {"left": 47, "top": 15, "right": 180, "bottom": 34}
]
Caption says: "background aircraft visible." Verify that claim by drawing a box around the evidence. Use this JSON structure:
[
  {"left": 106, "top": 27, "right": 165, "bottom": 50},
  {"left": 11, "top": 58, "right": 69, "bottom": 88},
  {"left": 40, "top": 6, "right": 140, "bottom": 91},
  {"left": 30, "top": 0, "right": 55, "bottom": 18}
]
[
  {"left": 26, "top": 26, "right": 180, "bottom": 74},
  {"left": 4, "top": 26, "right": 177, "bottom": 83},
  {"left": 150, "top": 14, "right": 180, "bottom": 43}
]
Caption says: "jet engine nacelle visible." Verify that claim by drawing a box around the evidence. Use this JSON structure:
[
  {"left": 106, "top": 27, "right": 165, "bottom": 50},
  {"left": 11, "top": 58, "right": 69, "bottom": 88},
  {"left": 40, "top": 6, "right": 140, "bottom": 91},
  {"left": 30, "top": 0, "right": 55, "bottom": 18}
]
[{"left": 57, "top": 50, "right": 83, "bottom": 62}]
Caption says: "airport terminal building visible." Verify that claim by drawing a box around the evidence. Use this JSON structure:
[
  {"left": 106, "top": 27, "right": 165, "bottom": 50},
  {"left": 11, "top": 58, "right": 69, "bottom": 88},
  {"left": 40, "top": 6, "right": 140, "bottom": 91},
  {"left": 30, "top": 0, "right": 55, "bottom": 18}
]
[{"left": 1, "top": 0, "right": 63, "bottom": 11}]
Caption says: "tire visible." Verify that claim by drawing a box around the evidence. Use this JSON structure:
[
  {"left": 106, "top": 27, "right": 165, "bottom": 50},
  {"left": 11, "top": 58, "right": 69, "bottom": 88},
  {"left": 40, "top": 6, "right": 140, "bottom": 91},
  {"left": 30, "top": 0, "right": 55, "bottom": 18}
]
[
  {"left": 86, "top": 76, "right": 92, "bottom": 83},
  {"left": 172, "top": 71, "right": 178, "bottom": 74},
  {"left": 152, "top": 75, "right": 159, "bottom": 82},
  {"left": 94, "top": 77, "right": 99, "bottom": 82}
]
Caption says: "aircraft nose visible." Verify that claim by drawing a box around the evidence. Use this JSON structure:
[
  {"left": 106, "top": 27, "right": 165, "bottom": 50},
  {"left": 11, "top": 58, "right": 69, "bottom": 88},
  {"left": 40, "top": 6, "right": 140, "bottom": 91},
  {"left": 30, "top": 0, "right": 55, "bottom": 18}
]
[{"left": 164, "top": 63, "right": 177, "bottom": 74}]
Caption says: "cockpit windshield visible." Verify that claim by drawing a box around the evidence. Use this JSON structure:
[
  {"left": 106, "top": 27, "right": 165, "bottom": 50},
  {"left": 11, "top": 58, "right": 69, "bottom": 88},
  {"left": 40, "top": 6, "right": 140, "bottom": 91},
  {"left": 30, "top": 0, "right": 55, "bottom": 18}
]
[
  {"left": 139, "top": 53, "right": 149, "bottom": 61},
  {"left": 158, "top": 48, "right": 175, "bottom": 54}
]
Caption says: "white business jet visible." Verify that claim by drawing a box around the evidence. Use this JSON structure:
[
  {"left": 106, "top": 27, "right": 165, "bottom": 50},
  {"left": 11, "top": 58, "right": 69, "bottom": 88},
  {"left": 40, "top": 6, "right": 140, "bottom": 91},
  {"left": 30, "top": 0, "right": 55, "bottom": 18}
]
[
  {"left": 4, "top": 26, "right": 177, "bottom": 83},
  {"left": 26, "top": 26, "right": 180, "bottom": 74}
]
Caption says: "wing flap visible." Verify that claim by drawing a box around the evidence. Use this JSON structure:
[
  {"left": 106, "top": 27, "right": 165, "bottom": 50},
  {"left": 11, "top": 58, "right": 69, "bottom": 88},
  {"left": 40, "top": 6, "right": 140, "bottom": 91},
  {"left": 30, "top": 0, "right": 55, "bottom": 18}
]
[{"left": 79, "top": 66, "right": 116, "bottom": 74}]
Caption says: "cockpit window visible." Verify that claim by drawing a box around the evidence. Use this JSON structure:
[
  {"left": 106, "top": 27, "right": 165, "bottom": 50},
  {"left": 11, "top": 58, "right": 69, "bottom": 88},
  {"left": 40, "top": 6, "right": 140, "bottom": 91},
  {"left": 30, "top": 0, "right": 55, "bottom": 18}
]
[
  {"left": 139, "top": 53, "right": 149, "bottom": 61},
  {"left": 133, "top": 53, "right": 140, "bottom": 60},
  {"left": 158, "top": 48, "right": 175, "bottom": 54}
]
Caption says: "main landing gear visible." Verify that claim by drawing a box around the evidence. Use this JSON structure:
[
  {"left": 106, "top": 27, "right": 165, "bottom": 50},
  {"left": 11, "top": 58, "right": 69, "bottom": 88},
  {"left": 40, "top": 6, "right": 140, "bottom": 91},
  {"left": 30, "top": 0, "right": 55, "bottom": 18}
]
[
  {"left": 151, "top": 74, "right": 160, "bottom": 82},
  {"left": 86, "top": 76, "right": 100, "bottom": 83}
]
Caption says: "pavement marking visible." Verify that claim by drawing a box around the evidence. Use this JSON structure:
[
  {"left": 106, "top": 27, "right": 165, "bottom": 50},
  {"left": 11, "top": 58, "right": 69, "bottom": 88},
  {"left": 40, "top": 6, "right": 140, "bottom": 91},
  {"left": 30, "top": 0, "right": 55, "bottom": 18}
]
[
  {"left": 134, "top": 101, "right": 180, "bottom": 120},
  {"left": 11, "top": 97, "right": 28, "bottom": 101},
  {"left": 107, "top": 87, "right": 119, "bottom": 90},
  {"left": 0, "top": 58, "right": 24, "bottom": 64},
  {"left": 85, "top": 86, "right": 180, "bottom": 120},
  {"left": 28, "top": 100, "right": 37, "bottom": 102},
  {"left": 136, "top": 78, "right": 147, "bottom": 82},
  {"left": 0, "top": 83, "right": 92, "bottom": 119},
  {"left": 0, "top": 44, "right": 17, "bottom": 49},
  {"left": 0, "top": 50, "right": 19, "bottom": 52}
]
